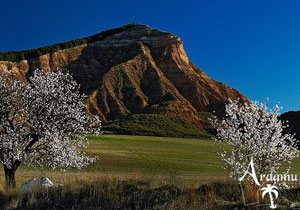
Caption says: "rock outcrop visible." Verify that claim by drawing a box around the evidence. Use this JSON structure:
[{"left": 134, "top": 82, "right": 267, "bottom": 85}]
[
  {"left": 21, "top": 176, "right": 53, "bottom": 192},
  {"left": 0, "top": 24, "right": 248, "bottom": 131}
]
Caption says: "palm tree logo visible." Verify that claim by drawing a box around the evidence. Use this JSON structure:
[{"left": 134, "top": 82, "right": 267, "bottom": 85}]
[{"left": 261, "top": 184, "right": 278, "bottom": 209}]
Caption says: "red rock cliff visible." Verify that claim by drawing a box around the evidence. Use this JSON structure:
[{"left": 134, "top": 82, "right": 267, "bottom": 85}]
[{"left": 0, "top": 24, "right": 248, "bottom": 126}]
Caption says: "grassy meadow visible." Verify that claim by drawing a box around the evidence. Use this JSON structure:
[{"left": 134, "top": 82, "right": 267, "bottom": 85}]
[
  {"left": 0, "top": 135, "right": 227, "bottom": 189},
  {"left": 0, "top": 134, "right": 299, "bottom": 209},
  {"left": 1, "top": 134, "right": 300, "bottom": 188}
]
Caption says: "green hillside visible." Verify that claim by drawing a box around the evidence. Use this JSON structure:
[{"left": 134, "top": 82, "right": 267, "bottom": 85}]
[{"left": 102, "top": 114, "right": 212, "bottom": 138}]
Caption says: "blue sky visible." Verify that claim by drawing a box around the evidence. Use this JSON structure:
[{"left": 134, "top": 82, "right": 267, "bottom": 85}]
[{"left": 0, "top": 0, "right": 299, "bottom": 112}]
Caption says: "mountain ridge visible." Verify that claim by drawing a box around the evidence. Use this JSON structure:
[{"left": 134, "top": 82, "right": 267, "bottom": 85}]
[
  {"left": 279, "top": 110, "right": 300, "bottom": 148},
  {"left": 0, "top": 23, "right": 140, "bottom": 61},
  {"left": 0, "top": 24, "right": 249, "bottom": 137}
]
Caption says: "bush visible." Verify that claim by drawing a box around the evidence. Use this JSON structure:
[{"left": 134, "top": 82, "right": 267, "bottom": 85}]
[
  {"left": 1, "top": 178, "right": 294, "bottom": 209},
  {"left": 102, "top": 114, "right": 210, "bottom": 138},
  {"left": 0, "top": 180, "right": 181, "bottom": 210}
]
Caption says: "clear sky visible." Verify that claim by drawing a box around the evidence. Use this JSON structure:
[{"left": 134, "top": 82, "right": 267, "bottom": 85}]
[{"left": 0, "top": 0, "right": 299, "bottom": 112}]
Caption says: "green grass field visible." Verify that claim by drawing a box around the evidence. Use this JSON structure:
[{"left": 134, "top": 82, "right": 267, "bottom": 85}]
[
  {"left": 86, "top": 134, "right": 300, "bottom": 175},
  {"left": 85, "top": 135, "right": 225, "bottom": 176},
  {"left": 1, "top": 134, "right": 299, "bottom": 189}
]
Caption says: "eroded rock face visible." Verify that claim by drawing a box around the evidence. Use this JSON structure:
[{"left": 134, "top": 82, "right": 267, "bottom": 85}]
[{"left": 0, "top": 24, "right": 248, "bottom": 126}]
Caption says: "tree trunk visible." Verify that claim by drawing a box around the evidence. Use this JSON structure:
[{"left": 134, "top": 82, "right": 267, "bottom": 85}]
[{"left": 4, "top": 166, "right": 16, "bottom": 189}]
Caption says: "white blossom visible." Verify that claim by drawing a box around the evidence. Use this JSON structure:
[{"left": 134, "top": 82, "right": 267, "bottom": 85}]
[
  {"left": 0, "top": 69, "right": 101, "bottom": 187},
  {"left": 210, "top": 99, "right": 299, "bottom": 180}
]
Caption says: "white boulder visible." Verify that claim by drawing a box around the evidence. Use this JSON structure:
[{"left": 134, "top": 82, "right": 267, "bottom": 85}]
[
  {"left": 290, "top": 202, "right": 300, "bottom": 208},
  {"left": 21, "top": 176, "right": 53, "bottom": 192}
]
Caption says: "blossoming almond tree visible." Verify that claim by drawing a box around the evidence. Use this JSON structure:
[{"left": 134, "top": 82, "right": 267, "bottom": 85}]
[
  {"left": 211, "top": 99, "right": 298, "bottom": 180},
  {"left": 0, "top": 69, "right": 101, "bottom": 188}
]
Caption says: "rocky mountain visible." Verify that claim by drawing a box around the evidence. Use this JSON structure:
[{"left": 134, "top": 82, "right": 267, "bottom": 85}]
[
  {"left": 0, "top": 24, "right": 248, "bottom": 137},
  {"left": 279, "top": 111, "right": 300, "bottom": 148}
]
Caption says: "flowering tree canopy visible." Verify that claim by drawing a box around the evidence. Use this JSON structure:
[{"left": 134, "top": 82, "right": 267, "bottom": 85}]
[
  {"left": 0, "top": 69, "right": 101, "bottom": 188},
  {"left": 211, "top": 99, "right": 298, "bottom": 180}
]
